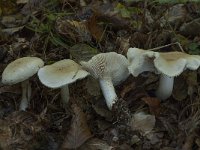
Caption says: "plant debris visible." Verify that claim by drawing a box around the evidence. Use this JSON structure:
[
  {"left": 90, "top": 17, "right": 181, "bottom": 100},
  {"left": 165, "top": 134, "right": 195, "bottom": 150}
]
[{"left": 0, "top": 0, "right": 200, "bottom": 149}]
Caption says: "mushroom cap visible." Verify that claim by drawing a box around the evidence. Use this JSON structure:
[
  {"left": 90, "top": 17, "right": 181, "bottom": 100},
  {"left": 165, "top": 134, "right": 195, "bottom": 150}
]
[
  {"left": 127, "top": 48, "right": 158, "bottom": 77},
  {"left": 80, "top": 52, "right": 129, "bottom": 86},
  {"left": 2, "top": 57, "right": 44, "bottom": 85},
  {"left": 38, "top": 59, "right": 89, "bottom": 88},
  {"left": 154, "top": 51, "right": 200, "bottom": 77},
  {"left": 127, "top": 48, "right": 200, "bottom": 77}
]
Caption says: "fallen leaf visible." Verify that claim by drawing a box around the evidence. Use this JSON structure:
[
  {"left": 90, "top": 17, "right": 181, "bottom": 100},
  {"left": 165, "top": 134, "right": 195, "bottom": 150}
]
[
  {"left": 146, "top": 132, "right": 164, "bottom": 145},
  {"left": 142, "top": 97, "right": 161, "bottom": 116},
  {"left": 2, "top": 26, "right": 24, "bottom": 35},
  {"left": 131, "top": 112, "right": 155, "bottom": 135},
  {"left": 0, "top": 85, "right": 21, "bottom": 94},
  {"left": 0, "top": 119, "right": 12, "bottom": 149},
  {"left": 16, "top": 0, "right": 28, "bottom": 4},
  {"left": 21, "top": 0, "right": 48, "bottom": 15},
  {"left": 116, "top": 36, "right": 130, "bottom": 54},
  {"left": 61, "top": 104, "right": 92, "bottom": 149},
  {"left": 86, "top": 77, "right": 101, "bottom": 96},
  {"left": 79, "top": 138, "right": 113, "bottom": 150},
  {"left": 172, "top": 76, "right": 188, "bottom": 101},
  {"left": 70, "top": 43, "right": 99, "bottom": 62},
  {"left": 56, "top": 19, "right": 91, "bottom": 42},
  {"left": 86, "top": 15, "right": 104, "bottom": 42},
  {"left": 120, "top": 82, "right": 135, "bottom": 98}
]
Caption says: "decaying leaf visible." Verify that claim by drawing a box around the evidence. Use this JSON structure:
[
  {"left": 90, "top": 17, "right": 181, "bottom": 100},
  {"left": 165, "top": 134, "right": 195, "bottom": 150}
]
[
  {"left": 86, "top": 77, "right": 101, "bottom": 96},
  {"left": 2, "top": 26, "right": 24, "bottom": 35},
  {"left": 70, "top": 43, "right": 99, "bottom": 62},
  {"left": 56, "top": 19, "right": 91, "bottom": 42},
  {"left": 86, "top": 15, "right": 104, "bottom": 42},
  {"left": 142, "top": 97, "right": 161, "bottom": 116},
  {"left": 172, "top": 76, "right": 188, "bottom": 101},
  {"left": 0, "top": 119, "right": 12, "bottom": 149},
  {"left": 116, "top": 36, "right": 130, "bottom": 54},
  {"left": 120, "top": 81, "right": 135, "bottom": 98},
  {"left": 61, "top": 104, "right": 92, "bottom": 149},
  {"left": 16, "top": 0, "right": 29, "bottom": 4},
  {"left": 131, "top": 112, "right": 155, "bottom": 135},
  {"left": 0, "top": 85, "right": 21, "bottom": 94},
  {"left": 79, "top": 138, "right": 113, "bottom": 150}
]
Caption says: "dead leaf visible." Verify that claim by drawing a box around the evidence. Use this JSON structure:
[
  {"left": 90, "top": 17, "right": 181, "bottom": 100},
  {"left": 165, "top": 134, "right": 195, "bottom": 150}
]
[
  {"left": 120, "top": 82, "right": 135, "bottom": 98},
  {"left": 16, "top": 0, "right": 28, "bottom": 4},
  {"left": 0, "top": 119, "right": 12, "bottom": 149},
  {"left": 142, "top": 97, "right": 161, "bottom": 116},
  {"left": 79, "top": 138, "right": 113, "bottom": 150},
  {"left": 2, "top": 26, "right": 24, "bottom": 35},
  {"left": 56, "top": 19, "right": 91, "bottom": 42},
  {"left": 116, "top": 36, "right": 130, "bottom": 54},
  {"left": 21, "top": 0, "right": 48, "bottom": 15},
  {"left": 86, "top": 77, "right": 101, "bottom": 96},
  {"left": 0, "top": 85, "right": 21, "bottom": 94},
  {"left": 70, "top": 43, "right": 99, "bottom": 62},
  {"left": 131, "top": 112, "right": 155, "bottom": 135},
  {"left": 86, "top": 15, "right": 104, "bottom": 42},
  {"left": 172, "top": 76, "right": 188, "bottom": 101},
  {"left": 61, "top": 104, "right": 92, "bottom": 149}
]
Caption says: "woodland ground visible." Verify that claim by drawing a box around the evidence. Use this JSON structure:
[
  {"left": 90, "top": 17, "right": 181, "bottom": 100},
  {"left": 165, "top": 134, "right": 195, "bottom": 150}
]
[{"left": 0, "top": 0, "right": 200, "bottom": 150}]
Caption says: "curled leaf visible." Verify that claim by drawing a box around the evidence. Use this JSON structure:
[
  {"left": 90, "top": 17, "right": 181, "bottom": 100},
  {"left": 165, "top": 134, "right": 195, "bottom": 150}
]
[{"left": 61, "top": 104, "right": 92, "bottom": 149}]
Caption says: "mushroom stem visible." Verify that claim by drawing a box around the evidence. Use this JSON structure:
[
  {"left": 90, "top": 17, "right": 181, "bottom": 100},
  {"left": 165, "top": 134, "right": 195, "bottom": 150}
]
[
  {"left": 155, "top": 74, "right": 174, "bottom": 100},
  {"left": 61, "top": 85, "right": 70, "bottom": 105},
  {"left": 20, "top": 79, "right": 30, "bottom": 110},
  {"left": 99, "top": 78, "right": 118, "bottom": 110}
]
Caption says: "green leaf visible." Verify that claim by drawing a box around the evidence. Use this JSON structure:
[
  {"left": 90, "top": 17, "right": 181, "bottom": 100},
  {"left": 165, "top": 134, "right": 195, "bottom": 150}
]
[
  {"left": 115, "top": 3, "right": 131, "bottom": 18},
  {"left": 70, "top": 44, "right": 99, "bottom": 62},
  {"left": 187, "top": 43, "right": 200, "bottom": 55}
]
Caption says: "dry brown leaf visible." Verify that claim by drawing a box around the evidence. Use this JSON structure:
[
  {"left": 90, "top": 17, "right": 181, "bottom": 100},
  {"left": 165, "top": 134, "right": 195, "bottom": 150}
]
[
  {"left": 86, "top": 15, "right": 104, "bottom": 42},
  {"left": 131, "top": 112, "right": 155, "bottom": 135},
  {"left": 120, "top": 82, "right": 135, "bottom": 98},
  {"left": 56, "top": 19, "right": 91, "bottom": 42},
  {"left": 0, "top": 85, "right": 21, "bottom": 94},
  {"left": 142, "top": 97, "right": 161, "bottom": 116},
  {"left": 0, "top": 119, "right": 12, "bottom": 149},
  {"left": 79, "top": 138, "right": 113, "bottom": 150},
  {"left": 172, "top": 76, "right": 188, "bottom": 101},
  {"left": 61, "top": 104, "right": 92, "bottom": 149}
]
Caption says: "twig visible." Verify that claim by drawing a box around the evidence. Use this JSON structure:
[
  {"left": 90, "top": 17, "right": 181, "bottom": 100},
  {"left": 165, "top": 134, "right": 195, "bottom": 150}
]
[{"left": 149, "top": 42, "right": 184, "bottom": 52}]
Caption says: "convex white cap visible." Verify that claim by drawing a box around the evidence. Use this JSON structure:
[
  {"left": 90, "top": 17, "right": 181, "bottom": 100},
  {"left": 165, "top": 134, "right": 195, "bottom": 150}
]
[
  {"left": 2, "top": 57, "right": 44, "bottom": 85},
  {"left": 38, "top": 59, "right": 89, "bottom": 88},
  {"left": 80, "top": 52, "right": 129, "bottom": 85},
  {"left": 80, "top": 52, "right": 130, "bottom": 109}
]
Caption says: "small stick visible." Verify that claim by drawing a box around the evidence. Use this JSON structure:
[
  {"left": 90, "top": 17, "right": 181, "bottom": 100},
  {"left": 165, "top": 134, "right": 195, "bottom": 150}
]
[{"left": 149, "top": 42, "right": 184, "bottom": 52}]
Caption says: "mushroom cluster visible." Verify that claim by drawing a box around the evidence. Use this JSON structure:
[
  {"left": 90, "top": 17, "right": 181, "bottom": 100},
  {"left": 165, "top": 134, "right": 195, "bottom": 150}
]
[{"left": 1, "top": 47, "right": 200, "bottom": 111}]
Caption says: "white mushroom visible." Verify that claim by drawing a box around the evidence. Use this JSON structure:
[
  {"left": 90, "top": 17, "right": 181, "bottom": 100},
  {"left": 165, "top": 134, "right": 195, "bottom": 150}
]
[
  {"left": 80, "top": 52, "right": 130, "bottom": 110},
  {"left": 127, "top": 48, "right": 200, "bottom": 100},
  {"left": 37, "top": 59, "right": 89, "bottom": 105},
  {"left": 2, "top": 57, "right": 44, "bottom": 110},
  {"left": 154, "top": 51, "right": 200, "bottom": 100}
]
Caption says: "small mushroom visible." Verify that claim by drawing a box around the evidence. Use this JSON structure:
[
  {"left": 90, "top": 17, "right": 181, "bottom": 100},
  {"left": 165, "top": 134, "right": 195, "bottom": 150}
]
[
  {"left": 80, "top": 52, "right": 130, "bottom": 110},
  {"left": 37, "top": 59, "right": 89, "bottom": 105},
  {"left": 2, "top": 57, "right": 44, "bottom": 110},
  {"left": 127, "top": 48, "right": 200, "bottom": 100}
]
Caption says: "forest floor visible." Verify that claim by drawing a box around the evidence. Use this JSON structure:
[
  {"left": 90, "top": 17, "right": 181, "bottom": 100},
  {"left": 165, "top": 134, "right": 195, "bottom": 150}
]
[{"left": 0, "top": 0, "right": 200, "bottom": 150}]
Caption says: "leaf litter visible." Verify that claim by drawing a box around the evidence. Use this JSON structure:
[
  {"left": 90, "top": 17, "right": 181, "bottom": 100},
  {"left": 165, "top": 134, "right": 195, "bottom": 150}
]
[{"left": 0, "top": 0, "right": 200, "bottom": 150}]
